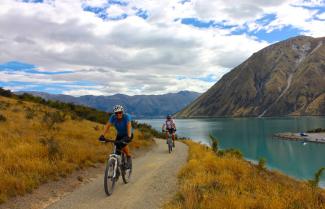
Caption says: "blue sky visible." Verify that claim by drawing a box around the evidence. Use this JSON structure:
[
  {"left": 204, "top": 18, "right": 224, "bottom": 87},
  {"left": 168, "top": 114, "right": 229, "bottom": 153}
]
[
  {"left": 0, "top": 61, "right": 73, "bottom": 75},
  {"left": 0, "top": 0, "right": 324, "bottom": 96}
]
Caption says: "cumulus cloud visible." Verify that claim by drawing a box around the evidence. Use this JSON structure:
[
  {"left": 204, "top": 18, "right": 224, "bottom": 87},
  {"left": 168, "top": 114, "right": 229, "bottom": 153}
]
[{"left": 0, "top": 0, "right": 324, "bottom": 96}]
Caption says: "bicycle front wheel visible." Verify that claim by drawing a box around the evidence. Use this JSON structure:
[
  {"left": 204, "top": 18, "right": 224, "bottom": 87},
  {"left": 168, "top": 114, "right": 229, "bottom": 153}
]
[
  {"left": 168, "top": 139, "right": 172, "bottom": 153},
  {"left": 104, "top": 158, "right": 116, "bottom": 196}
]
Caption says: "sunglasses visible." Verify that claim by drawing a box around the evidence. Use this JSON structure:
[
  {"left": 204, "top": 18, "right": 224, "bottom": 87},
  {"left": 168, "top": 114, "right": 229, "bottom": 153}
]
[{"left": 115, "top": 112, "right": 123, "bottom": 115}]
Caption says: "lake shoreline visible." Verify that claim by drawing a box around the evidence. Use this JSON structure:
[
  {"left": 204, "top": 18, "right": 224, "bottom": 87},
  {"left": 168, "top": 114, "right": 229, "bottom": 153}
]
[
  {"left": 274, "top": 132, "right": 325, "bottom": 144},
  {"left": 174, "top": 115, "right": 325, "bottom": 119},
  {"left": 138, "top": 117, "right": 325, "bottom": 187}
]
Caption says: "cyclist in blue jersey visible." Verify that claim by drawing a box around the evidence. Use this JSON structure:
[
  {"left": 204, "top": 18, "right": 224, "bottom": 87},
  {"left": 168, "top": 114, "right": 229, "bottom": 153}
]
[{"left": 99, "top": 105, "right": 133, "bottom": 168}]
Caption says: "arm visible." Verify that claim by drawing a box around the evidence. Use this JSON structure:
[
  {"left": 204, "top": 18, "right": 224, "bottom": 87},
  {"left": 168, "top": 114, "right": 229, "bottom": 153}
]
[
  {"left": 102, "top": 122, "right": 111, "bottom": 136},
  {"left": 172, "top": 121, "right": 176, "bottom": 130},
  {"left": 127, "top": 121, "right": 132, "bottom": 138},
  {"left": 162, "top": 123, "right": 165, "bottom": 131}
]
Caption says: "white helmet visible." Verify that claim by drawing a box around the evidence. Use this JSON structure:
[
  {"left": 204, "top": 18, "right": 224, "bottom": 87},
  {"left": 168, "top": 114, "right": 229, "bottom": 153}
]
[{"left": 113, "top": 105, "right": 124, "bottom": 113}]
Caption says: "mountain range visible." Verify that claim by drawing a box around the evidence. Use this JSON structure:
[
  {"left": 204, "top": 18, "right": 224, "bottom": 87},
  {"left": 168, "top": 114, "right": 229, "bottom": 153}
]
[
  {"left": 18, "top": 91, "right": 200, "bottom": 118},
  {"left": 177, "top": 36, "right": 325, "bottom": 117}
]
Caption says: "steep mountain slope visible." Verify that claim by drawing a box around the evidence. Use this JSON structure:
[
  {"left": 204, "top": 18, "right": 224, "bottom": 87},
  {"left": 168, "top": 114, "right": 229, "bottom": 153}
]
[
  {"left": 177, "top": 36, "right": 325, "bottom": 117},
  {"left": 19, "top": 91, "right": 200, "bottom": 118}
]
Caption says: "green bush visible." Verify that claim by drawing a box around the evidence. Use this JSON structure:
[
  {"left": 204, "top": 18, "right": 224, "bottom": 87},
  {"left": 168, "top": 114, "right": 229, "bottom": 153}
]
[
  {"left": 0, "top": 87, "right": 13, "bottom": 97},
  {"left": 209, "top": 134, "right": 219, "bottom": 153},
  {"left": 132, "top": 121, "right": 165, "bottom": 139},
  {"left": 308, "top": 167, "right": 325, "bottom": 188},
  {"left": 257, "top": 158, "right": 267, "bottom": 170}
]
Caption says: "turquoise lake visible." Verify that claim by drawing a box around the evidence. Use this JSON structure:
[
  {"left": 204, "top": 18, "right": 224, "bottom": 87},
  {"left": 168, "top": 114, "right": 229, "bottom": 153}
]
[{"left": 137, "top": 117, "right": 325, "bottom": 187}]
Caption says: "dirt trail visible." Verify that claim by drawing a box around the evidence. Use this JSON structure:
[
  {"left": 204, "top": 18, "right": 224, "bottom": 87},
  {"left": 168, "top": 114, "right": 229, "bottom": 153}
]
[{"left": 44, "top": 139, "right": 187, "bottom": 209}]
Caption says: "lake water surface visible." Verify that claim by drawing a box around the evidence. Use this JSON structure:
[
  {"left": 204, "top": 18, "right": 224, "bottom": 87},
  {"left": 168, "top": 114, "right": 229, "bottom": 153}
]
[{"left": 138, "top": 117, "right": 325, "bottom": 187}]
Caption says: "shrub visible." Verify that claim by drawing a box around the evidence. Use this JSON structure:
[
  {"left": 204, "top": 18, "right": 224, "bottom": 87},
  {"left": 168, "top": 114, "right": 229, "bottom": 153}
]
[
  {"left": 25, "top": 108, "right": 36, "bottom": 119},
  {"left": 257, "top": 158, "right": 267, "bottom": 170},
  {"left": 39, "top": 137, "right": 62, "bottom": 161},
  {"left": 0, "top": 114, "right": 6, "bottom": 122},
  {"left": 0, "top": 87, "right": 13, "bottom": 97},
  {"left": 42, "top": 111, "right": 66, "bottom": 130},
  {"left": 209, "top": 134, "right": 219, "bottom": 153},
  {"left": 16, "top": 100, "right": 24, "bottom": 105},
  {"left": 71, "top": 113, "right": 82, "bottom": 121},
  {"left": 132, "top": 121, "right": 165, "bottom": 139},
  {"left": 309, "top": 167, "right": 325, "bottom": 188},
  {"left": 218, "top": 148, "right": 243, "bottom": 159},
  {"left": 0, "top": 102, "right": 10, "bottom": 110}
]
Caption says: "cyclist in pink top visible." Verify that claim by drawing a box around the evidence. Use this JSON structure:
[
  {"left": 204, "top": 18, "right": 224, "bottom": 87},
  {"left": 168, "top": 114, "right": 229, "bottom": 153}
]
[{"left": 162, "top": 115, "right": 176, "bottom": 147}]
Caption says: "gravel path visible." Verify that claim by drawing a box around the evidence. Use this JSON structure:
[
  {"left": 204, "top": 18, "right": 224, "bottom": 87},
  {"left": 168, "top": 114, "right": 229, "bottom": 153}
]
[{"left": 45, "top": 139, "right": 188, "bottom": 209}]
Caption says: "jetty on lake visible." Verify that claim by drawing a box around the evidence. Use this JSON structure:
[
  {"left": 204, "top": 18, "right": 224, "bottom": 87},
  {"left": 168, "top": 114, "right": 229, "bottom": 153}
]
[{"left": 274, "top": 132, "right": 325, "bottom": 144}]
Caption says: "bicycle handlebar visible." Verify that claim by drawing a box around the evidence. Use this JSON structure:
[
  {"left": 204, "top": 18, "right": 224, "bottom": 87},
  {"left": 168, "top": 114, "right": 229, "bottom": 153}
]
[{"left": 99, "top": 137, "right": 115, "bottom": 143}]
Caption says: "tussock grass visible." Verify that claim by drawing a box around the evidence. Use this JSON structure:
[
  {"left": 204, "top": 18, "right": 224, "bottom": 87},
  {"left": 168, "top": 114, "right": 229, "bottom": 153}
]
[
  {"left": 0, "top": 96, "right": 154, "bottom": 203},
  {"left": 164, "top": 140, "right": 325, "bottom": 209}
]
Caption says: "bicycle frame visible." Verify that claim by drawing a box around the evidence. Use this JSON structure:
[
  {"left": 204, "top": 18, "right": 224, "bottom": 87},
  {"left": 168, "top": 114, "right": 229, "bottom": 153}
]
[
  {"left": 163, "top": 130, "right": 173, "bottom": 153},
  {"left": 108, "top": 146, "right": 122, "bottom": 178},
  {"left": 101, "top": 138, "right": 131, "bottom": 196}
]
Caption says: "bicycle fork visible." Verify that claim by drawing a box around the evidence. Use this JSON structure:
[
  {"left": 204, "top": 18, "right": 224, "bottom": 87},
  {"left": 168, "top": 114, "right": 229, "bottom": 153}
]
[{"left": 110, "top": 155, "right": 120, "bottom": 178}]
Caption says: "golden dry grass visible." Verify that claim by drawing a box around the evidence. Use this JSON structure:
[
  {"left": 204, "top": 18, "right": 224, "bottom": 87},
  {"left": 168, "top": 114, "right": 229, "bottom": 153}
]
[
  {"left": 164, "top": 140, "right": 325, "bottom": 209},
  {"left": 0, "top": 96, "right": 154, "bottom": 203}
]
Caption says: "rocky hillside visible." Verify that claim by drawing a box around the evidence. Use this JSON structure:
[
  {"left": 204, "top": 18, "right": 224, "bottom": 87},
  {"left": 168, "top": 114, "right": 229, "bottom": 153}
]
[
  {"left": 19, "top": 91, "right": 200, "bottom": 118},
  {"left": 177, "top": 36, "right": 325, "bottom": 117}
]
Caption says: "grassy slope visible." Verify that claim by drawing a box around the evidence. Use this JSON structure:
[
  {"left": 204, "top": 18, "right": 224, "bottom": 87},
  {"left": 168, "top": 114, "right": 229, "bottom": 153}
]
[
  {"left": 0, "top": 96, "right": 154, "bottom": 203},
  {"left": 164, "top": 141, "right": 325, "bottom": 209}
]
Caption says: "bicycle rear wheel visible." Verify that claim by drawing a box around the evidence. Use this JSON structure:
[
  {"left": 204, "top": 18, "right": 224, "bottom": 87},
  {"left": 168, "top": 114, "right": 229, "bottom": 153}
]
[
  {"left": 168, "top": 138, "right": 172, "bottom": 153},
  {"left": 122, "top": 154, "right": 132, "bottom": 184},
  {"left": 104, "top": 158, "right": 116, "bottom": 196}
]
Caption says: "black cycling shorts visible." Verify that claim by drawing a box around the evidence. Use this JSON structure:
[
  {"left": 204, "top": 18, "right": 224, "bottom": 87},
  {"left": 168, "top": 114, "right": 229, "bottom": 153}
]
[
  {"left": 116, "top": 133, "right": 133, "bottom": 142},
  {"left": 167, "top": 129, "right": 175, "bottom": 134}
]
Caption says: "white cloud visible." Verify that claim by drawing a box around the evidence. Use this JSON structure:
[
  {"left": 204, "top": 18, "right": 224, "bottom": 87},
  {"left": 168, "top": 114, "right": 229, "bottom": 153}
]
[
  {"left": 317, "top": 12, "right": 325, "bottom": 19},
  {"left": 63, "top": 89, "right": 106, "bottom": 96},
  {"left": 0, "top": 0, "right": 324, "bottom": 96}
]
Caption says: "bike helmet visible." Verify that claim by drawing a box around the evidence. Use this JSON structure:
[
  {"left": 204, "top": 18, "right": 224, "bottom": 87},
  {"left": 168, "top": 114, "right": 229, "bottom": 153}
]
[
  {"left": 113, "top": 105, "right": 124, "bottom": 113},
  {"left": 167, "top": 115, "right": 172, "bottom": 119}
]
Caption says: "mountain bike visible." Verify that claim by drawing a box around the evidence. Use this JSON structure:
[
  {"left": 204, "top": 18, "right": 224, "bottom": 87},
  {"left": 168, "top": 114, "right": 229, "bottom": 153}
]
[
  {"left": 163, "top": 130, "right": 174, "bottom": 153},
  {"left": 100, "top": 138, "right": 132, "bottom": 196}
]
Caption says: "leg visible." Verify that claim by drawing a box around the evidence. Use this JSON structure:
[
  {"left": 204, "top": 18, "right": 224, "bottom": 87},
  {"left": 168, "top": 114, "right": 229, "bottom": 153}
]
[
  {"left": 122, "top": 145, "right": 132, "bottom": 169},
  {"left": 172, "top": 132, "right": 175, "bottom": 147},
  {"left": 122, "top": 145, "right": 131, "bottom": 157}
]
